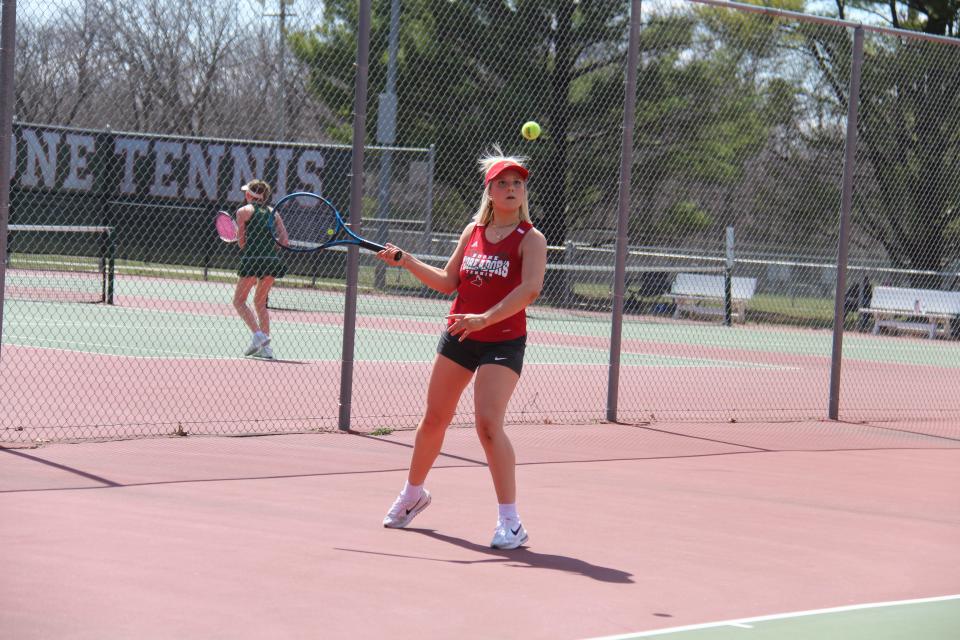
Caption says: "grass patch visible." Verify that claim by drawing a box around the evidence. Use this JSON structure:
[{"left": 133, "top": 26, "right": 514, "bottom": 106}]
[
  {"left": 369, "top": 427, "right": 394, "bottom": 436},
  {"left": 747, "top": 293, "right": 835, "bottom": 327},
  {"left": 564, "top": 284, "right": 841, "bottom": 328}
]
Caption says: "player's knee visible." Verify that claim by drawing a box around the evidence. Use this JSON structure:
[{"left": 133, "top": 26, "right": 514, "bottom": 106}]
[
  {"left": 474, "top": 414, "right": 503, "bottom": 442},
  {"left": 420, "top": 409, "right": 452, "bottom": 434}
]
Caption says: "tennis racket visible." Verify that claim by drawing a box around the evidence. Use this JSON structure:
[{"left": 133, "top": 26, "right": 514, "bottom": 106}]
[
  {"left": 271, "top": 191, "right": 401, "bottom": 260},
  {"left": 215, "top": 211, "right": 238, "bottom": 243}
]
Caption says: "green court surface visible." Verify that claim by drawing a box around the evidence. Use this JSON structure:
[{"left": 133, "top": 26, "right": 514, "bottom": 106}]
[
  {"left": 1, "top": 298, "right": 794, "bottom": 369},
  {"left": 3, "top": 272, "right": 959, "bottom": 368},
  {"left": 590, "top": 595, "right": 960, "bottom": 640},
  {"left": 532, "top": 316, "right": 960, "bottom": 368}
]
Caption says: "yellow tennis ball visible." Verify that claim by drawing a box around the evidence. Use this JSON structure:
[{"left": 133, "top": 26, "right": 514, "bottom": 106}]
[
  {"left": 521, "top": 121, "right": 541, "bottom": 141},
  {"left": 327, "top": 228, "right": 335, "bottom": 236}
]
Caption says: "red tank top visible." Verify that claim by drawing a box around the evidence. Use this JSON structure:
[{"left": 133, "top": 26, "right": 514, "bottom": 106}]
[{"left": 449, "top": 221, "right": 534, "bottom": 342}]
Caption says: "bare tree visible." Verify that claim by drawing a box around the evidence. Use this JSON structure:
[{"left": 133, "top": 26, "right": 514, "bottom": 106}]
[
  {"left": 15, "top": 1, "right": 106, "bottom": 125},
  {"left": 97, "top": 0, "right": 240, "bottom": 134},
  {"left": 14, "top": 0, "right": 338, "bottom": 144}
]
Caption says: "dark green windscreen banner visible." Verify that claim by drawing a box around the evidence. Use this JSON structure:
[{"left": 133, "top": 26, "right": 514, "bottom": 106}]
[{"left": 8, "top": 123, "right": 358, "bottom": 277}]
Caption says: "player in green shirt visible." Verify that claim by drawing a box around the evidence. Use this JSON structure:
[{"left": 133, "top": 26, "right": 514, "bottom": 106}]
[{"left": 233, "top": 179, "right": 288, "bottom": 359}]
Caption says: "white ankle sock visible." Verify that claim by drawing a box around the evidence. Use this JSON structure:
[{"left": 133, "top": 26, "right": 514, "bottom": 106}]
[
  {"left": 498, "top": 503, "right": 519, "bottom": 522},
  {"left": 400, "top": 481, "right": 423, "bottom": 503}
]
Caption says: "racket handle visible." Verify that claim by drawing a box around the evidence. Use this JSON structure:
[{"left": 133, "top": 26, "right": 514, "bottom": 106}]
[{"left": 360, "top": 239, "right": 402, "bottom": 262}]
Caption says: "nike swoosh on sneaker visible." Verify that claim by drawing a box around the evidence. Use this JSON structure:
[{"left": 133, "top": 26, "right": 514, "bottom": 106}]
[
  {"left": 405, "top": 496, "right": 425, "bottom": 515},
  {"left": 511, "top": 525, "right": 522, "bottom": 535}
]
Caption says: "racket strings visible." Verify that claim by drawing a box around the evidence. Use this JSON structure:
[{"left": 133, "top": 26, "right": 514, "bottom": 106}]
[
  {"left": 277, "top": 194, "right": 344, "bottom": 250},
  {"left": 215, "top": 212, "right": 237, "bottom": 243}
]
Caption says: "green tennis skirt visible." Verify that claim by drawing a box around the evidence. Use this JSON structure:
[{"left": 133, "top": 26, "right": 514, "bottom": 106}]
[{"left": 238, "top": 255, "right": 287, "bottom": 279}]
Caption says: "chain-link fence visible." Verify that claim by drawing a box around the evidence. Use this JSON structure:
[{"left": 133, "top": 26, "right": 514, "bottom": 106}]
[{"left": 2, "top": 0, "right": 959, "bottom": 444}]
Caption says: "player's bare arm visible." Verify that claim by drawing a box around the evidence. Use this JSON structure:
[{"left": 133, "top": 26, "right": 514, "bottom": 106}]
[
  {"left": 235, "top": 204, "right": 253, "bottom": 249},
  {"left": 381, "top": 223, "right": 474, "bottom": 295},
  {"left": 273, "top": 211, "right": 289, "bottom": 247}
]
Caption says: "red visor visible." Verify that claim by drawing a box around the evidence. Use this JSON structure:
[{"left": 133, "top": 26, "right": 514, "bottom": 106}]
[{"left": 484, "top": 160, "right": 529, "bottom": 185}]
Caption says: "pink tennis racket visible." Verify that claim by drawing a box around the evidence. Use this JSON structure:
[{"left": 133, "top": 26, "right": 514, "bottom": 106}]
[{"left": 215, "top": 211, "right": 238, "bottom": 243}]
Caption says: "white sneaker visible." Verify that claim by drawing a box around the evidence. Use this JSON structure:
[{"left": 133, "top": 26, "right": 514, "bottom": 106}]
[
  {"left": 255, "top": 345, "right": 274, "bottom": 360},
  {"left": 244, "top": 333, "right": 270, "bottom": 356},
  {"left": 382, "top": 489, "right": 431, "bottom": 528},
  {"left": 490, "top": 519, "right": 528, "bottom": 549}
]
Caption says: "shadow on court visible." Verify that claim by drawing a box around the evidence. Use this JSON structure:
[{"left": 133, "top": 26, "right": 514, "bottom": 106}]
[{"left": 337, "top": 527, "right": 635, "bottom": 584}]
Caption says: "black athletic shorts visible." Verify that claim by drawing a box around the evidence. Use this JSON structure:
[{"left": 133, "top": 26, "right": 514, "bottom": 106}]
[{"left": 437, "top": 330, "right": 526, "bottom": 376}]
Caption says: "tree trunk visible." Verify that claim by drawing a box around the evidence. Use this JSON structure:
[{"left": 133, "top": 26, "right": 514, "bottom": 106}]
[
  {"left": 537, "top": 3, "right": 574, "bottom": 304},
  {"left": 905, "top": 60, "right": 951, "bottom": 288}
]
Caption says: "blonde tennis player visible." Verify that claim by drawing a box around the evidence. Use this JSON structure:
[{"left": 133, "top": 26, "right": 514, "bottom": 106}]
[{"left": 375, "top": 147, "right": 547, "bottom": 549}]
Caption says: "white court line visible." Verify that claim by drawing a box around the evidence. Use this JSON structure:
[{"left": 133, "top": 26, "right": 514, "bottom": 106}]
[
  {"left": 0, "top": 336, "right": 285, "bottom": 361},
  {"left": 5, "top": 319, "right": 344, "bottom": 336},
  {"left": 584, "top": 594, "right": 960, "bottom": 639},
  {"left": 8, "top": 314, "right": 791, "bottom": 369},
  {"left": 0, "top": 337, "right": 435, "bottom": 365},
  {"left": 6, "top": 303, "right": 439, "bottom": 337},
  {"left": 7, "top": 302, "right": 796, "bottom": 369},
  {"left": 2, "top": 332, "right": 795, "bottom": 369},
  {"left": 530, "top": 342, "right": 799, "bottom": 371}
]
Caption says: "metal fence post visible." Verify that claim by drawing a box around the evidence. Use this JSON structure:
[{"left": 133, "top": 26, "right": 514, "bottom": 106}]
[
  {"left": 423, "top": 143, "right": 435, "bottom": 255},
  {"left": 339, "top": 0, "right": 373, "bottom": 431},
  {"left": 606, "top": 0, "right": 641, "bottom": 423},
  {"left": 724, "top": 226, "right": 734, "bottom": 327},
  {"left": 374, "top": 0, "right": 400, "bottom": 290},
  {"left": 0, "top": 0, "right": 17, "bottom": 361},
  {"left": 828, "top": 25, "right": 864, "bottom": 420}
]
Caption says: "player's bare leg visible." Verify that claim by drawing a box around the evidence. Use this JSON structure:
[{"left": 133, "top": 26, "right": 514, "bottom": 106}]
[
  {"left": 252, "top": 276, "right": 275, "bottom": 336},
  {"left": 233, "top": 277, "right": 259, "bottom": 333},
  {"left": 408, "top": 354, "right": 474, "bottom": 484},
  {"left": 474, "top": 363, "right": 527, "bottom": 548},
  {"left": 473, "top": 364, "right": 520, "bottom": 503},
  {"left": 383, "top": 354, "right": 473, "bottom": 528}
]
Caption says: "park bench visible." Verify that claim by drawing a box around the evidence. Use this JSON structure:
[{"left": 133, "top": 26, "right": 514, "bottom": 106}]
[
  {"left": 666, "top": 272, "right": 757, "bottom": 323},
  {"left": 860, "top": 286, "right": 960, "bottom": 339}
]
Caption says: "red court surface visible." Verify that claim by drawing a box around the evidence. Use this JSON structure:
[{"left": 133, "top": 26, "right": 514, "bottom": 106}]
[
  {"left": 8, "top": 341, "right": 960, "bottom": 443},
  {"left": 2, "top": 422, "right": 959, "bottom": 639}
]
